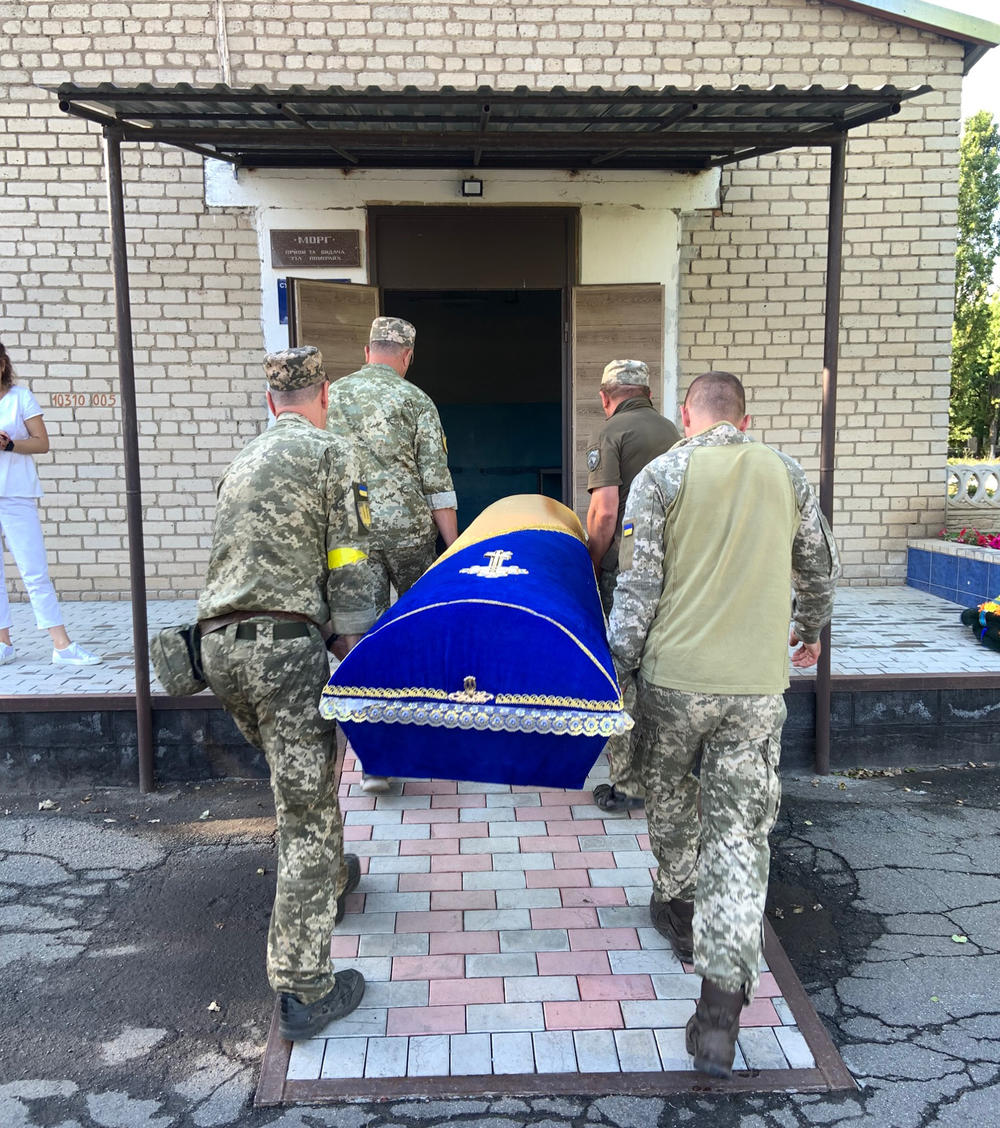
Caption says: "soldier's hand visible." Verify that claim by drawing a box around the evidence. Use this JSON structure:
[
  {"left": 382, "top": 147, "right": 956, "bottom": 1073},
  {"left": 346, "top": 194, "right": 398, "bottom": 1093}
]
[
  {"left": 789, "top": 630, "right": 821, "bottom": 668},
  {"left": 612, "top": 656, "right": 636, "bottom": 696},
  {"left": 331, "top": 633, "right": 363, "bottom": 661}
]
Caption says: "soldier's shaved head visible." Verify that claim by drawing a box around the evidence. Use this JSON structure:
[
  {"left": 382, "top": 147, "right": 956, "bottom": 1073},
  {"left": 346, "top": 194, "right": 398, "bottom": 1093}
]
[
  {"left": 270, "top": 380, "right": 326, "bottom": 409},
  {"left": 684, "top": 371, "right": 746, "bottom": 424},
  {"left": 603, "top": 382, "right": 651, "bottom": 405},
  {"left": 368, "top": 340, "right": 410, "bottom": 363}
]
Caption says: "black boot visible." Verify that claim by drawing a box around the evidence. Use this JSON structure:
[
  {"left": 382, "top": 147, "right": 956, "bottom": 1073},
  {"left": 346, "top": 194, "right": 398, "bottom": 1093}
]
[
  {"left": 685, "top": 978, "right": 745, "bottom": 1079},
  {"left": 649, "top": 894, "right": 694, "bottom": 963},
  {"left": 593, "top": 783, "right": 644, "bottom": 812},
  {"left": 335, "top": 853, "right": 361, "bottom": 925},
  {"left": 279, "top": 969, "right": 366, "bottom": 1040}
]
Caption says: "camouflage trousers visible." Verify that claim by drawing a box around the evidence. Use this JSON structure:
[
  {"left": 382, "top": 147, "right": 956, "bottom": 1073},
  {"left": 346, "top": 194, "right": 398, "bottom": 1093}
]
[
  {"left": 634, "top": 679, "right": 786, "bottom": 1001},
  {"left": 599, "top": 566, "right": 645, "bottom": 798},
  {"left": 603, "top": 682, "right": 645, "bottom": 799},
  {"left": 201, "top": 619, "right": 350, "bottom": 1004},
  {"left": 368, "top": 536, "right": 437, "bottom": 618},
  {"left": 598, "top": 565, "right": 618, "bottom": 619}
]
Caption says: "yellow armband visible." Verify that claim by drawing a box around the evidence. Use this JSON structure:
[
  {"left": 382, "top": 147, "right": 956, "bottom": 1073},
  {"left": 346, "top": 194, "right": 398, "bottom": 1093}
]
[{"left": 328, "top": 547, "right": 368, "bottom": 570}]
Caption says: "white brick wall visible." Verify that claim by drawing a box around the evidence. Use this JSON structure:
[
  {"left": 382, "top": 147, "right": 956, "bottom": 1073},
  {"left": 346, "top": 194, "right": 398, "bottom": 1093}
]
[
  {"left": 0, "top": 0, "right": 965, "bottom": 597},
  {"left": 675, "top": 2, "right": 962, "bottom": 583}
]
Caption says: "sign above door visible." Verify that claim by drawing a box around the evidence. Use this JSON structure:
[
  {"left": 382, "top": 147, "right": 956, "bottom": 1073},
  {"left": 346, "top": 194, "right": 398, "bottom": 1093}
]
[{"left": 270, "top": 229, "right": 361, "bottom": 268}]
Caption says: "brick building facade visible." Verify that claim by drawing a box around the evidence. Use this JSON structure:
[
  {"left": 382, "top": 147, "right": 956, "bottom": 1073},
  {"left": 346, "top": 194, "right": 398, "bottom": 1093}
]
[{"left": 1, "top": 1, "right": 998, "bottom": 601}]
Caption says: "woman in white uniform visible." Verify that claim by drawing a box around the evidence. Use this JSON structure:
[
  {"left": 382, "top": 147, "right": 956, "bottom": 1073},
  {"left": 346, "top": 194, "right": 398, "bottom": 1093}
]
[{"left": 0, "top": 342, "right": 101, "bottom": 666}]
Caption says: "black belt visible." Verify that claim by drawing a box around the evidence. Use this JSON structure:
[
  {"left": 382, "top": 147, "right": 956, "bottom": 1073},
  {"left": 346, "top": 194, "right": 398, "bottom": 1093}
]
[{"left": 234, "top": 621, "right": 312, "bottom": 642}]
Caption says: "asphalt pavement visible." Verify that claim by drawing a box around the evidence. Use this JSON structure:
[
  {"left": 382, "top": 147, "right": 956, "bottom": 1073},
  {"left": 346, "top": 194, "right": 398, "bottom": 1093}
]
[{"left": 1, "top": 762, "right": 998, "bottom": 1128}]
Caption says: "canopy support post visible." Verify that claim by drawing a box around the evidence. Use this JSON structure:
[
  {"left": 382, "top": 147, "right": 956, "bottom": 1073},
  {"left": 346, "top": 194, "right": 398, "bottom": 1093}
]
[
  {"left": 815, "top": 132, "right": 847, "bottom": 776},
  {"left": 105, "top": 129, "right": 155, "bottom": 794}
]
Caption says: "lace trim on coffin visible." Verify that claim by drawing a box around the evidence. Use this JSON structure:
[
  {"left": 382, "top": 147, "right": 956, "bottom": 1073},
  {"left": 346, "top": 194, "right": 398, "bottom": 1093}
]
[
  {"left": 319, "top": 696, "right": 634, "bottom": 738},
  {"left": 321, "top": 684, "right": 624, "bottom": 712}
]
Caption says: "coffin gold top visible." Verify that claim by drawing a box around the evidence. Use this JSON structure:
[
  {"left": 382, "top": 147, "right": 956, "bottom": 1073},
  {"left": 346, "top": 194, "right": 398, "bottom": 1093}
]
[{"left": 433, "top": 494, "right": 585, "bottom": 569}]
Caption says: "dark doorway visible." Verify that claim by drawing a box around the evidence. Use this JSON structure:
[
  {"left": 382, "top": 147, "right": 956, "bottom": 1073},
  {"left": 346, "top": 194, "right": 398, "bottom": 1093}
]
[
  {"left": 383, "top": 288, "right": 562, "bottom": 530},
  {"left": 371, "top": 207, "right": 576, "bottom": 521}
]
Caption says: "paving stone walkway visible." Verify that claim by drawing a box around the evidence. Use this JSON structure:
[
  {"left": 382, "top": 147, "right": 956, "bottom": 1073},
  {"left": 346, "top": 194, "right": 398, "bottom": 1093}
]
[
  {"left": 260, "top": 749, "right": 835, "bottom": 1102},
  {"left": 3, "top": 585, "right": 998, "bottom": 698}
]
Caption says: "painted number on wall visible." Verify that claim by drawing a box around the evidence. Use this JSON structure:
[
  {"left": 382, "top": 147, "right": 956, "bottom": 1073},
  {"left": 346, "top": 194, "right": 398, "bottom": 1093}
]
[{"left": 51, "top": 393, "right": 118, "bottom": 408}]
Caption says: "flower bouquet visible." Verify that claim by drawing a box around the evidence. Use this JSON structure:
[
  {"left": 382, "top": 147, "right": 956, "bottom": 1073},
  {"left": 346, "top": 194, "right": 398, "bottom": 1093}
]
[{"left": 960, "top": 597, "right": 1000, "bottom": 651}]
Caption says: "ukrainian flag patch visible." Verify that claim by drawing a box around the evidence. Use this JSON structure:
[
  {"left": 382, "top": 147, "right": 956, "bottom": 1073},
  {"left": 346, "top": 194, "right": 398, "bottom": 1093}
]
[
  {"left": 622, "top": 521, "right": 634, "bottom": 537},
  {"left": 354, "top": 482, "right": 371, "bottom": 530}
]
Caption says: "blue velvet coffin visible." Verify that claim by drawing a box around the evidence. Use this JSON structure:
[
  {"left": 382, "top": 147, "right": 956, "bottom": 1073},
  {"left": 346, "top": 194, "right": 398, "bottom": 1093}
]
[{"left": 320, "top": 495, "right": 630, "bottom": 789}]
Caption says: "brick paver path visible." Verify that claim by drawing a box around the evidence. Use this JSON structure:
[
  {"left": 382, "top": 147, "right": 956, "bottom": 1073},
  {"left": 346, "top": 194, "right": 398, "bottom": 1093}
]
[{"left": 282, "top": 751, "right": 814, "bottom": 1084}]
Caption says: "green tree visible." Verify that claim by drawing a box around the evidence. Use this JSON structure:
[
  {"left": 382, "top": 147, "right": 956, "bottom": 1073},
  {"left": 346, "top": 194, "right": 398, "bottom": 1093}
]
[
  {"left": 986, "top": 295, "right": 1000, "bottom": 456},
  {"left": 950, "top": 110, "right": 1000, "bottom": 456}
]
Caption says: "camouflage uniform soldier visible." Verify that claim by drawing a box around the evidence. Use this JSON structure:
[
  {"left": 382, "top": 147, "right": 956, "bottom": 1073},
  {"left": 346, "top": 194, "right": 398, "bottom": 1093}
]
[
  {"left": 197, "top": 346, "right": 376, "bottom": 1042},
  {"left": 327, "top": 315, "right": 457, "bottom": 792},
  {"left": 609, "top": 371, "right": 839, "bottom": 1079},
  {"left": 585, "top": 359, "right": 680, "bottom": 813}
]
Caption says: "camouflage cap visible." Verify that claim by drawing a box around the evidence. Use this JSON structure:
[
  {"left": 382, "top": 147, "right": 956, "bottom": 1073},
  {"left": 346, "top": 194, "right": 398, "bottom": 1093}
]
[
  {"left": 369, "top": 316, "right": 416, "bottom": 348},
  {"left": 263, "top": 346, "right": 326, "bottom": 391},
  {"left": 601, "top": 359, "right": 650, "bottom": 388}
]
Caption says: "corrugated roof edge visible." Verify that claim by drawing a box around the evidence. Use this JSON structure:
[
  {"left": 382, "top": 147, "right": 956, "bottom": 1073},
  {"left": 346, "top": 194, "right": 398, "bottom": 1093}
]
[
  {"left": 51, "top": 81, "right": 929, "bottom": 101},
  {"left": 48, "top": 81, "right": 932, "bottom": 172}
]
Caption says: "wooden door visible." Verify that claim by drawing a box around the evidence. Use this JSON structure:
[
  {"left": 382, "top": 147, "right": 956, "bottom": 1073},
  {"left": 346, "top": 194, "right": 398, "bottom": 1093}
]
[
  {"left": 287, "top": 279, "right": 379, "bottom": 382},
  {"left": 571, "top": 284, "right": 665, "bottom": 518}
]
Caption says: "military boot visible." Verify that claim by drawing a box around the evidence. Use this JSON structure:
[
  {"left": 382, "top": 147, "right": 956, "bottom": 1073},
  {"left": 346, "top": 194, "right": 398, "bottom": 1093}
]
[
  {"left": 593, "top": 783, "right": 644, "bottom": 812},
  {"left": 649, "top": 894, "right": 694, "bottom": 962},
  {"left": 685, "top": 978, "right": 745, "bottom": 1079},
  {"left": 335, "top": 853, "right": 361, "bottom": 925},
  {"left": 279, "top": 969, "right": 366, "bottom": 1041}
]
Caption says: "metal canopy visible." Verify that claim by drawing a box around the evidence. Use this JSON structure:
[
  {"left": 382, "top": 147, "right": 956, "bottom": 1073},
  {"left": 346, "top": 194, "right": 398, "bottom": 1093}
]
[
  {"left": 50, "top": 80, "right": 933, "bottom": 787},
  {"left": 56, "top": 82, "right": 929, "bottom": 171}
]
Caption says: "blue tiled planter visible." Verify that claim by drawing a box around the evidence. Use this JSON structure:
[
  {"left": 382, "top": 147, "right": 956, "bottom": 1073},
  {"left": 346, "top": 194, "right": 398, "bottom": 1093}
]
[
  {"left": 907, "top": 550, "right": 931, "bottom": 583},
  {"left": 929, "top": 551, "right": 958, "bottom": 591},
  {"left": 908, "top": 540, "right": 999, "bottom": 608}
]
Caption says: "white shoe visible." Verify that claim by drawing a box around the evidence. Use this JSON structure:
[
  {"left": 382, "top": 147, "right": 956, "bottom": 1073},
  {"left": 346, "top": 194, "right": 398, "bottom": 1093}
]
[
  {"left": 0, "top": 643, "right": 14, "bottom": 665},
  {"left": 52, "top": 642, "right": 102, "bottom": 666},
  {"left": 360, "top": 773, "right": 390, "bottom": 794}
]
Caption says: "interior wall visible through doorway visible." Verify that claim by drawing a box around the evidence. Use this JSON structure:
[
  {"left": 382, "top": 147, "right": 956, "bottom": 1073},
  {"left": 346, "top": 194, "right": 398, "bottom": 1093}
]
[
  {"left": 371, "top": 207, "right": 576, "bottom": 528},
  {"left": 382, "top": 289, "right": 563, "bottom": 529}
]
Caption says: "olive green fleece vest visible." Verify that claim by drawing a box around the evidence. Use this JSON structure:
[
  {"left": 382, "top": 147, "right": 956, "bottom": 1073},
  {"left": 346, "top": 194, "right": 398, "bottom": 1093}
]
[{"left": 638, "top": 442, "right": 800, "bottom": 695}]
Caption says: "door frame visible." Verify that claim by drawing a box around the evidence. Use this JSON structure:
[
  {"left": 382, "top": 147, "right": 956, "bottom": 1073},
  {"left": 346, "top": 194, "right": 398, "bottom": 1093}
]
[{"left": 367, "top": 206, "right": 579, "bottom": 507}]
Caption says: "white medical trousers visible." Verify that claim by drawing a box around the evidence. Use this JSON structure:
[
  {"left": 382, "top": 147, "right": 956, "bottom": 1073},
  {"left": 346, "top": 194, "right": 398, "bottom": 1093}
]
[{"left": 0, "top": 496, "right": 63, "bottom": 630}]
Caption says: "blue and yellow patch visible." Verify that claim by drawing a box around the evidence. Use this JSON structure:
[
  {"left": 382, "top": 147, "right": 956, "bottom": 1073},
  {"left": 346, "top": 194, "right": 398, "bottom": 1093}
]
[
  {"left": 619, "top": 521, "right": 635, "bottom": 570},
  {"left": 354, "top": 482, "right": 371, "bottom": 529}
]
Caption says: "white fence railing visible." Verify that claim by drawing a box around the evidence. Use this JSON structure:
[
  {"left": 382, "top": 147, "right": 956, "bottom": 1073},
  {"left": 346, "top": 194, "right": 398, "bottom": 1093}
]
[{"left": 946, "top": 464, "right": 1000, "bottom": 532}]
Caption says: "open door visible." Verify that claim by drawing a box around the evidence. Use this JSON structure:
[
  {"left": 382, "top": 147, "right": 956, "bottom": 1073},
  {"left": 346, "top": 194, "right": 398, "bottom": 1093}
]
[
  {"left": 572, "top": 284, "right": 665, "bottom": 518},
  {"left": 287, "top": 279, "right": 379, "bottom": 381}
]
